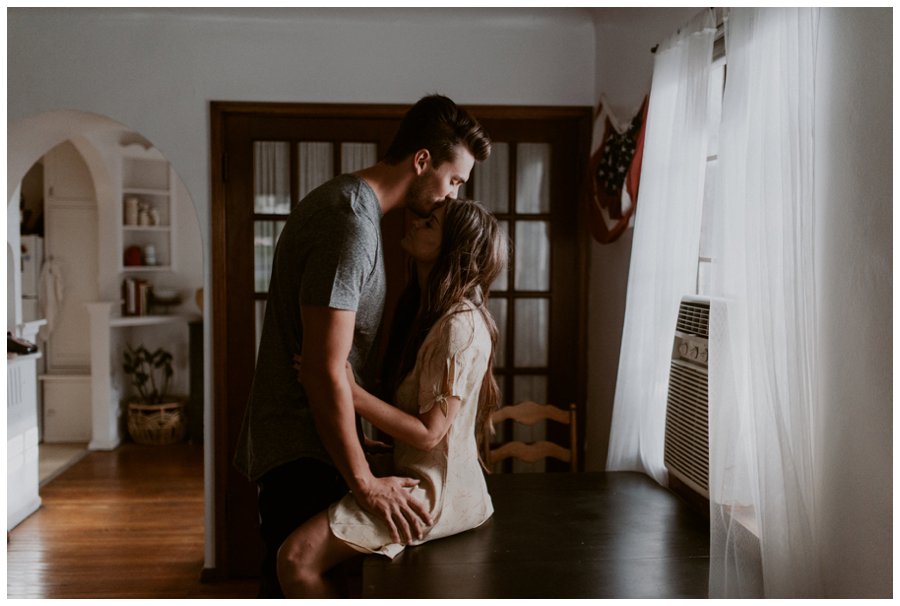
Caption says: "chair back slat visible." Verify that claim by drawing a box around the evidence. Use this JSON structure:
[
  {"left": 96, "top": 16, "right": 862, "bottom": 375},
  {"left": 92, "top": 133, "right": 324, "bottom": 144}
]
[
  {"left": 489, "top": 440, "right": 571, "bottom": 465},
  {"left": 492, "top": 400, "right": 571, "bottom": 425},
  {"left": 487, "top": 401, "right": 577, "bottom": 472}
]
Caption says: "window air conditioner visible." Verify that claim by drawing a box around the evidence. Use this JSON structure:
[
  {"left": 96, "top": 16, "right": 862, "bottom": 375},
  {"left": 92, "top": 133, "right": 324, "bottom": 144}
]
[{"left": 664, "top": 296, "right": 710, "bottom": 506}]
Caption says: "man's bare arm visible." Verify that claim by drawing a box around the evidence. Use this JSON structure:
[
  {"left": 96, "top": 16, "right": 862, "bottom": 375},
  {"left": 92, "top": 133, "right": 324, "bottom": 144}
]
[{"left": 299, "top": 306, "right": 432, "bottom": 543}]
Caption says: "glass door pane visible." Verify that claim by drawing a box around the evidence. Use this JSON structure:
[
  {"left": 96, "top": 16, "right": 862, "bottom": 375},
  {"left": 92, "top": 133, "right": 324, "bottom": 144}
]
[
  {"left": 254, "top": 141, "right": 290, "bottom": 213},
  {"left": 298, "top": 142, "right": 333, "bottom": 199},
  {"left": 341, "top": 142, "right": 377, "bottom": 174},
  {"left": 515, "top": 143, "right": 550, "bottom": 214},
  {"left": 514, "top": 221, "right": 550, "bottom": 291},
  {"left": 513, "top": 298, "right": 549, "bottom": 367},
  {"left": 473, "top": 142, "right": 509, "bottom": 213},
  {"left": 487, "top": 298, "right": 507, "bottom": 369},
  {"left": 253, "top": 141, "right": 290, "bottom": 316},
  {"left": 255, "top": 300, "right": 267, "bottom": 359},
  {"left": 254, "top": 221, "right": 286, "bottom": 293},
  {"left": 491, "top": 221, "right": 510, "bottom": 292}
]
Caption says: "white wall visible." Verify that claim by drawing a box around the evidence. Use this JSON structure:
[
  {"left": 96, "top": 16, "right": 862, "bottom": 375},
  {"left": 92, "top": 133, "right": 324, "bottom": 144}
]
[
  {"left": 8, "top": 8, "right": 595, "bottom": 235},
  {"left": 814, "top": 8, "right": 892, "bottom": 597},
  {"left": 593, "top": 8, "right": 701, "bottom": 117}
]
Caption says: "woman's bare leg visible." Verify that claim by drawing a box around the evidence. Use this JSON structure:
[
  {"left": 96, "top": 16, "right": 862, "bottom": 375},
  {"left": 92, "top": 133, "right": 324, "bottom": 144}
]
[{"left": 276, "top": 510, "right": 361, "bottom": 598}]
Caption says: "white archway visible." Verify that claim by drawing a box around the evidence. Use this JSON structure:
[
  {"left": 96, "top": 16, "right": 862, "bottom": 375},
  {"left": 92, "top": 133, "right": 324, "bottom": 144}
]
[
  {"left": 8, "top": 110, "right": 127, "bottom": 204},
  {"left": 7, "top": 110, "right": 211, "bottom": 564}
]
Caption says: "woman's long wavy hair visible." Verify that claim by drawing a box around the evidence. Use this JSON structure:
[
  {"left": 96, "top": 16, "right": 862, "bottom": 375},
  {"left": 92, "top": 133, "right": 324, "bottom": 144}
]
[{"left": 380, "top": 198, "right": 508, "bottom": 469}]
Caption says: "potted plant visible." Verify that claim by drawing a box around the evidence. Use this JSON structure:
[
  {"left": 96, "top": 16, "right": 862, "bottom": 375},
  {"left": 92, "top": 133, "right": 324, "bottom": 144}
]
[{"left": 122, "top": 344, "right": 186, "bottom": 445}]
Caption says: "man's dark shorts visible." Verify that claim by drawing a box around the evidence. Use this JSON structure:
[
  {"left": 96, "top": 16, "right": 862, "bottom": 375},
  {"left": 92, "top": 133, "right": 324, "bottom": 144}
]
[{"left": 256, "top": 457, "right": 348, "bottom": 598}]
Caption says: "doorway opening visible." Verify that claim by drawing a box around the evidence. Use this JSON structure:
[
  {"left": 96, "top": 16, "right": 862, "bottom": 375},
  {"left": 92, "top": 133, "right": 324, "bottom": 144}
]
[{"left": 7, "top": 112, "right": 207, "bottom": 556}]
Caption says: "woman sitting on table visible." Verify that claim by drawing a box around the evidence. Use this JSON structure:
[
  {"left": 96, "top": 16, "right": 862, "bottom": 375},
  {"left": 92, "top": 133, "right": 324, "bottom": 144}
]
[{"left": 278, "top": 197, "right": 508, "bottom": 598}]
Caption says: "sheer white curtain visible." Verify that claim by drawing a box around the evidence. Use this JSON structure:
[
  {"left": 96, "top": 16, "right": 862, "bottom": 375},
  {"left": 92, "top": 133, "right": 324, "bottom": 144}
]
[
  {"left": 708, "top": 8, "right": 822, "bottom": 598},
  {"left": 606, "top": 9, "right": 716, "bottom": 483}
]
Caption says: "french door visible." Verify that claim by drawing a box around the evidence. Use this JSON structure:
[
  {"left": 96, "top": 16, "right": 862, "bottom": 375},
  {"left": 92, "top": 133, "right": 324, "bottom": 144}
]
[
  {"left": 211, "top": 102, "right": 591, "bottom": 578},
  {"left": 470, "top": 118, "right": 588, "bottom": 473}
]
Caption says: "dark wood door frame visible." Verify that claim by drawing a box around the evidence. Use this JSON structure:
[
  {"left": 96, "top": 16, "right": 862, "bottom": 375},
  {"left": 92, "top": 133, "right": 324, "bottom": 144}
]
[{"left": 209, "top": 101, "right": 592, "bottom": 579}]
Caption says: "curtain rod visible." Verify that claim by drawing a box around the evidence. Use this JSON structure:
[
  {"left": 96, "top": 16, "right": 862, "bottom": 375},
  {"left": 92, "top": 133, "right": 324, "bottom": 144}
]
[{"left": 650, "top": 7, "right": 725, "bottom": 54}]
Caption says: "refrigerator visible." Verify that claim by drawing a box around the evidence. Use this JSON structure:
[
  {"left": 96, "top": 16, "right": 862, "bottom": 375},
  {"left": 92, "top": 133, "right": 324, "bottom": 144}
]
[
  {"left": 19, "top": 234, "right": 45, "bottom": 441},
  {"left": 20, "top": 235, "right": 42, "bottom": 322}
]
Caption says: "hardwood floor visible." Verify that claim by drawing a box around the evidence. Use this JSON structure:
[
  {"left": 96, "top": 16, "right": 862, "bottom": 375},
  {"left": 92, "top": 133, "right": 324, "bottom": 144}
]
[
  {"left": 38, "top": 442, "right": 89, "bottom": 486},
  {"left": 7, "top": 443, "right": 256, "bottom": 599}
]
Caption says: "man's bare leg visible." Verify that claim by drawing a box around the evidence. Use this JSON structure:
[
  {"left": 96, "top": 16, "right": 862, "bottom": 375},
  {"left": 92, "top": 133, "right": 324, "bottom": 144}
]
[{"left": 277, "top": 510, "right": 361, "bottom": 598}]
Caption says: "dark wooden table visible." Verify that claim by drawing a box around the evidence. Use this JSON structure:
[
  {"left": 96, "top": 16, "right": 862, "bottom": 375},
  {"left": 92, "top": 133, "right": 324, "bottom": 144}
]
[{"left": 361, "top": 471, "right": 709, "bottom": 599}]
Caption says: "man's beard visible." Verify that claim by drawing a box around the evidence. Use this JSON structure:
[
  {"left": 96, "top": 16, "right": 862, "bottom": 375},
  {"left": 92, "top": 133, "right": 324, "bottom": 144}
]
[{"left": 405, "top": 174, "right": 438, "bottom": 218}]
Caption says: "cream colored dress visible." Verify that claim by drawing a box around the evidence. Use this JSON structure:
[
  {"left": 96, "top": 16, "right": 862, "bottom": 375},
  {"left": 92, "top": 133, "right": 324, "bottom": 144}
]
[{"left": 328, "top": 300, "right": 494, "bottom": 558}]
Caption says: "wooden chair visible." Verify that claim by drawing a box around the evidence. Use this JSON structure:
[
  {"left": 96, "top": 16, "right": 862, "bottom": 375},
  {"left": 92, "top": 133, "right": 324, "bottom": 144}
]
[{"left": 486, "top": 400, "right": 578, "bottom": 471}]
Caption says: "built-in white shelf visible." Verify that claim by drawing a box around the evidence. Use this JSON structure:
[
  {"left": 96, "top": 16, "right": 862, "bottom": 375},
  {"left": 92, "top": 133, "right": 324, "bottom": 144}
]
[
  {"left": 87, "top": 303, "right": 198, "bottom": 451},
  {"left": 119, "top": 153, "right": 175, "bottom": 272},
  {"left": 123, "top": 187, "right": 170, "bottom": 196},
  {"left": 121, "top": 265, "right": 174, "bottom": 273},
  {"left": 109, "top": 314, "right": 199, "bottom": 328},
  {"left": 6, "top": 352, "right": 43, "bottom": 367},
  {"left": 123, "top": 226, "right": 171, "bottom": 232}
]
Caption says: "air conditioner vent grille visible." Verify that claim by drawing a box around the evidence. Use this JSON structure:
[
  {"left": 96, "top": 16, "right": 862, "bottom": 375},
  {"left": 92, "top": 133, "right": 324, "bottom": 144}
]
[
  {"left": 665, "top": 297, "right": 711, "bottom": 500},
  {"left": 664, "top": 361, "right": 709, "bottom": 493},
  {"left": 676, "top": 300, "right": 710, "bottom": 337}
]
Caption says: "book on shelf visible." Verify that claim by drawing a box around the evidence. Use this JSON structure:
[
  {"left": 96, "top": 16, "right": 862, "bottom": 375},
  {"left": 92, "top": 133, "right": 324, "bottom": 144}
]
[{"left": 122, "top": 277, "right": 152, "bottom": 316}]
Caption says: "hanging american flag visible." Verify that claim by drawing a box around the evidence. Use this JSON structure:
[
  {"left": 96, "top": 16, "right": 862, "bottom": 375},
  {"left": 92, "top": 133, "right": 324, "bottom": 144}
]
[{"left": 583, "top": 95, "right": 648, "bottom": 244}]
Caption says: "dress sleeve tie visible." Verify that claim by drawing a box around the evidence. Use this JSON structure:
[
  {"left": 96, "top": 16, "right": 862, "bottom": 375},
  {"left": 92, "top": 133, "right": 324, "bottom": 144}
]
[{"left": 420, "top": 352, "right": 463, "bottom": 416}]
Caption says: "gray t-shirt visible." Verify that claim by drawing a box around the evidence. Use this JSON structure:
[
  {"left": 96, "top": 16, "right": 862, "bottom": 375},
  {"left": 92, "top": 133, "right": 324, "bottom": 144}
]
[{"left": 234, "top": 174, "right": 385, "bottom": 481}]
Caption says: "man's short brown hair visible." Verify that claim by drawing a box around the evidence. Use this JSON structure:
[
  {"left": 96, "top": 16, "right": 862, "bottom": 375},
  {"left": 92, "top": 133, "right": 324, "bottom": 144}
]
[{"left": 384, "top": 94, "right": 491, "bottom": 167}]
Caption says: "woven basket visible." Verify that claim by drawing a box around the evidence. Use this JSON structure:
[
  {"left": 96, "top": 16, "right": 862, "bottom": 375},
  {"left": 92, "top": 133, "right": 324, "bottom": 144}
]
[{"left": 127, "top": 400, "right": 187, "bottom": 445}]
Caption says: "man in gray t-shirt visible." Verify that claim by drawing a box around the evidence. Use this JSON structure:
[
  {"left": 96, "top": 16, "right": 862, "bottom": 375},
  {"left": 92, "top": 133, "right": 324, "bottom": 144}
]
[
  {"left": 235, "top": 174, "right": 386, "bottom": 481},
  {"left": 234, "top": 95, "right": 491, "bottom": 598}
]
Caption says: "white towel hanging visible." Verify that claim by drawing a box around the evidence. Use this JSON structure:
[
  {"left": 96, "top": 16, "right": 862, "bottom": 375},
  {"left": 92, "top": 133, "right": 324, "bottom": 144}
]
[{"left": 38, "top": 256, "right": 64, "bottom": 340}]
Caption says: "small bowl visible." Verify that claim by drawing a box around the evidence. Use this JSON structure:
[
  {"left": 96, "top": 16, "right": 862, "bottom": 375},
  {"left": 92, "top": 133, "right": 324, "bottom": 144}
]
[{"left": 152, "top": 289, "right": 181, "bottom": 305}]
